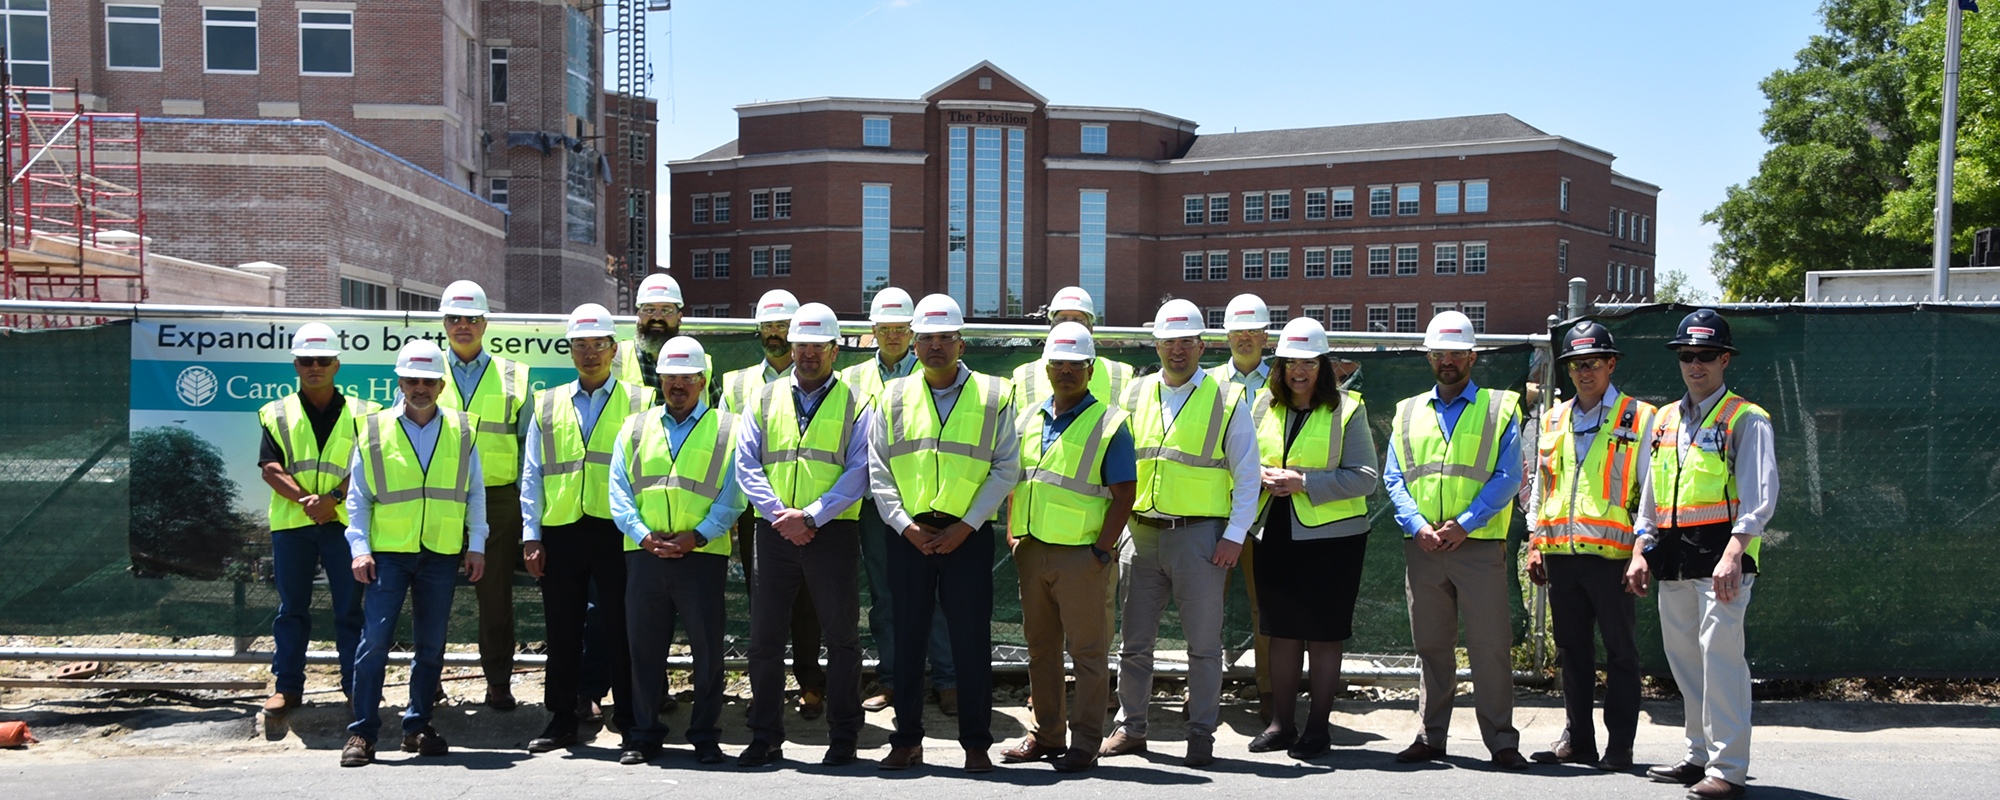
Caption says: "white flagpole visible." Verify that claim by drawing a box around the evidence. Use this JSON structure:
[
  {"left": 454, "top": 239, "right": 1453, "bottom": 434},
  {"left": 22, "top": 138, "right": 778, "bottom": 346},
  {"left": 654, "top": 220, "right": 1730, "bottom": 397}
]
[{"left": 1933, "top": 2, "right": 1966, "bottom": 301}]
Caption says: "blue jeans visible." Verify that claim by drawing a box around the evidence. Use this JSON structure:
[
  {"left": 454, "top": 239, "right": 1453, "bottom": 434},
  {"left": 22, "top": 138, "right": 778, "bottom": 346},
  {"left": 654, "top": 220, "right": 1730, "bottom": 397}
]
[
  {"left": 860, "top": 502, "right": 955, "bottom": 692},
  {"left": 269, "top": 522, "right": 363, "bottom": 697},
  {"left": 348, "top": 549, "right": 459, "bottom": 743}
]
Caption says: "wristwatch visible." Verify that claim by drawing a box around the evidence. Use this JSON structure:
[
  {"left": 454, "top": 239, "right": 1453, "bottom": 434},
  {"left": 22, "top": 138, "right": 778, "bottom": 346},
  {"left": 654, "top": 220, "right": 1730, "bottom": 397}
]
[
  {"left": 691, "top": 531, "right": 710, "bottom": 549},
  {"left": 1090, "top": 545, "right": 1112, "bottom": 565}
]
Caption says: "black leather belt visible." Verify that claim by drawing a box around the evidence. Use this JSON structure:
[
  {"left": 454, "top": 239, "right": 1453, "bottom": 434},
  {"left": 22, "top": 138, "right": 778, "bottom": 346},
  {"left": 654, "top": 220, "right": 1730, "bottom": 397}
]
[{"left": 1133, "top": 514, "right": 1219, "bottom": 530}]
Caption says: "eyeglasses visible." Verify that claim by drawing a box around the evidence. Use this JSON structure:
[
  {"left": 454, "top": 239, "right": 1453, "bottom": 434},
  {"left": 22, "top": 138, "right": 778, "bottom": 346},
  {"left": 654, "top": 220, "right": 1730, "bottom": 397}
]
[
  {"left": 444, "top": 314, "right": 482, "bottom": 327},
  {"left": 637, "top": 304, "right": 680, "bottom": 317},
  {"left": 1426, "top": 350, "right": 1474, "bottom": 363},
  {"left": 658, "top": 374, "right": 704, "bottom": 386},
  {"left": 294, "top": 356, "right": 335, "bottom": 367},
  {"left": 916, "top": 333, "right": 961, "bottom": 346},
  {"left": 570, "top": 339, "right": 614, "bottom": 353},
  {"left": 1046, "top": 359, "right": 1091, "bottom": 373},
  {"left": 1677, "top": 349, "right": 1726, "bottom": 364},
  {"left": 1565, "top": 357, "right": 1610, "bottom": 372},
  {"left": 1284, "top": 359, "right": 1321, "bottom": 372}
]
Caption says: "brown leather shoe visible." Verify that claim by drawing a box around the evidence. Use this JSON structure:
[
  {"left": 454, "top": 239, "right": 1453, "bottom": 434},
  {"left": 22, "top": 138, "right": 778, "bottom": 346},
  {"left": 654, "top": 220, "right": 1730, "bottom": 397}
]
[
  {"left": 485, "top": 685, "right": 516, "bottom": 712},
  {"left": 1688, "top": 776, "right": 1747, "bottom": 799},
  {"left": 1530, "top": 738, "right": 1599, "bottom": 765},
  {"left": 1649, "top": 760, "right": 1708, "bottom": 784},
  {"left": 1491, "top": 747, "right": 1531, "bottom": 770},
  {"left": 1395, "top": 739, "right": 1447, "bottom": 763},
  {"left": 339, "top": 735, "right": 374, "bottom": 767},
  {"left": 963, "top": 748, "right": 994, "bottom": 773},
  {"left": 263, "top": 692, "right": 300, "bottom": 717},
  {"left": 1182, "top": 738, "right": 1215, "bottom": 768},
  {"left": 1051, "top": 749, "right": 1098, "bottom": 773},
  {"left": 937, "top": 687, "right": 959, "bottom": 717},
  {"left": 798, "top": 687, "right": 824, "bottom": 721},
  {"left": 879, "top": 744, "right": 924, "bottom": 770},
  {"left": 1001, "top": 737, "right": 1067, "bottom": 763},
  {"left": 1099, "top": 730, "right": 1147, "bottom": 757},
  {"left": 862, "top": 690, "right": 893, "bottom": 712}
]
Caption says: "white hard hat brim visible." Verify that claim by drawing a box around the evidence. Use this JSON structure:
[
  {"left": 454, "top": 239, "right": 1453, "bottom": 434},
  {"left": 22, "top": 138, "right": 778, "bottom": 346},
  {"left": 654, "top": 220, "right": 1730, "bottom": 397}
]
[
  {"left": 1273, "top": 344, "right": 1326, "bottom": 359},
  {"left": 657, "top": 364, "right": 705, "bottom": 375},
  {"left": 789, "top": 332, "right": 839, "bottom": 344},
  {"left": 395, "top": 365, "right": 446, "bottom": 379},
  {"left": 910, "top": 321, "right": 963, "bottom": 334},
  {"left": 870, "top": 313, "right": 915, "bottom": 324},
  {"left": 291, "top": 345, "right": 340, "bottom": 357},
  {"left": 1423, "top": 342, "right": 1476, "bottom": 351},
  {"left": 1223, "top": 321, "right": 1269, "bottom": 331},
  {"left": 1150, "top": 329, "right": 1201, "bottom": 340},
  {"left": 1044, "top": 351, "right": 1094, "bottom": 362}
]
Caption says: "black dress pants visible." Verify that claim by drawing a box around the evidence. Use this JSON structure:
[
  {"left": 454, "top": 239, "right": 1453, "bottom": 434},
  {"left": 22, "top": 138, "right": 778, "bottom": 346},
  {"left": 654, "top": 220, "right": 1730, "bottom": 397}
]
[
  {"left": 624, "top": 549, "right": 728, "bottom": 746},
  {"left": 539, "top": 514, "right": 633, "bottom": 734},
  {"left": 747, "top": 519, "right": 863, "bottom": 746},
  {"left": 886, "top": 513, "right": 993, "bottom": 751},
  {"left": 1545, "top": 552, "right": 1641, "bottom": 753}
]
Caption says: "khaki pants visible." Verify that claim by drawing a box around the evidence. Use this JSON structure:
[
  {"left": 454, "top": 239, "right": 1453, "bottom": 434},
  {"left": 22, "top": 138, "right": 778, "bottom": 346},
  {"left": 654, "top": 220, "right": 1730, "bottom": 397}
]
[
  {"left": 1659, "top": 575, "right": 1755, "bottom": 784},
  {"left": 1015, "top": 536, "right": 1114, "bottom": 753},
  {"left": 1404, "top": 537, "right": 1519, "bottom": 754}
]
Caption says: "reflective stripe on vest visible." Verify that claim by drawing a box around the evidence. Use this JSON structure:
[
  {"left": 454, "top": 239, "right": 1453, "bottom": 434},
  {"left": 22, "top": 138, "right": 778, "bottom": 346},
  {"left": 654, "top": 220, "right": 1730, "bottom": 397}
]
[
  {"left": 610, "top": 340, "right": 646, "bottom": 386},
  {"left": 1130, "top": 374, "right": 1242, "bottom": 517},
  {"left": 1255, "top": 390, "right": 1366, "bottom": 528},
  {"left": 536, "top": 380, "right": 654, "bottom": 525},
  {"left": 882, "top": 371, "right": 1011, "bottom": 518},
  {"left": 1012, "top": 357, "right": 1135, "bottom": 413},
  {"left": 722, "top": 363, "right": 790, "bottom": 416},
  {"left": 1390, "top": 388, "right": 1520, "bottom": 540},
  {"left": 757, "top": 378, "right": 863, "bottom": 521},
  {"left": 627, "top": 407, "right": 736, "bottom": 555},
  {"left": 438, "top": 356, "right": 528, "bottom": 486},
  {"left": 1016, "top": 401, "right": 1124, "bottom": 545},
  {"left": 1534, "top": 394, "right": 1656, "bottom": 559},
  {"left": 1650, "top": 391, "right": 1767, "bottom": 565},
  {"left": 359, "top": 407, "right": 477, "bottom": 554},
  {"left": 260, "top": 393, "right": 380, "bottom": 530}
]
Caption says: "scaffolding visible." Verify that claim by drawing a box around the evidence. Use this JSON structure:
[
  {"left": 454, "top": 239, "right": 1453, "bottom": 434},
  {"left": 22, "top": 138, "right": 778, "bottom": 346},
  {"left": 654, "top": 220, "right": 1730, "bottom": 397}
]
[
  {"left": 1, "top": 78, "right": 147, "bottom": 326},
  {"left": 610, "top": 0, "right": 666, "bottom": 313}
]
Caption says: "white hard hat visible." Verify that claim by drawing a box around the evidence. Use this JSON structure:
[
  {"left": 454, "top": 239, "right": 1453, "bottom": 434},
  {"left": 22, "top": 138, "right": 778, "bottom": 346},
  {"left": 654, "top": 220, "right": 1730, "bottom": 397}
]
[
  {"left": 439, "top": 280, "right": 490, "bottom": 316},
  {"left": 290, "top": 322, "right": 340, "bottom": 357},
  {"left": 1273, "top": 317, "right": 1330, "bottom": 359},
  {"left": 1043, "top": 321, "right": 1097, "bottom": 362},
  {"left": 1150, "top": 299, "right": 1206, "bottom": 339},
  {"left": 394, "top": 338, "right": 447, "bottom": 379},
  {"left": 1223, "top": 294, "right": 1271, "bottom": 331},
  {"left": 789, "top": 302, "right": 842, "bottom": 343},
  {"left": 1424, "top": 310, "right": 1477, "bottom": 351},
  {"left": 910, "top": 293, "right": 965, "bottom": 334},
  {"left": 753, "top": 289, "right": 800, "bottom": 323},
  {"left": 869, "top": 287, "right": 916, "bottom": 324},
  {"left": 1048, "top": 286, "right": 1097, "bottom": 321},
  {"left": 656, "top": 336, "right": 708, "bottom": 375},
  {"left": 565, "top": 303, "right": 615, "bottom": 339},
  {"left": 636, "top": 273, "right": 682, "bottom": 306}
]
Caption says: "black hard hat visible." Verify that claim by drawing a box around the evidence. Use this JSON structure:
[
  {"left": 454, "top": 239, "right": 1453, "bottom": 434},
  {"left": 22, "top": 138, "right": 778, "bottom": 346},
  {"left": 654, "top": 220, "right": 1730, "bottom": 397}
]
[
  {"left": 1560, "top": 321, "right": 1621, "bottom": 361},
  {"left": 1665, "top": 309, "right": 1739, "bottom": 353}
]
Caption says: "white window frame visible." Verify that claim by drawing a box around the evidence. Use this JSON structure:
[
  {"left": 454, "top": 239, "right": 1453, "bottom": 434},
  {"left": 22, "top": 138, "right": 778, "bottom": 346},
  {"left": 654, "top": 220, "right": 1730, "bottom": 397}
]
[
  {"left": 1206, "top": 307, "right": 1227, "bottom": 328},
  {"left": 1304, "top": 188, "right": 1328, "bottom": 221},
  {"left": 1080, "top": 123, "right": 1108, "bottom": 154},
  {"left": 1207, "top": 251, "right": 1230, "bottom": 282},
  {"left": 1464, "top": 179, "right": 1489, "bottom": 213},
  {"left": 1432, "top": 302, "right": 1458, "bottom": 322},
  {"left": 1559, "top": 178, "right": 1570, "bottom": 212},
  {"left": 1434, "top": 181, "right": 1460, "bottom": 215},
  {"left": 1557, "top": 239, "right": 1568, "bottom": 274},
  {"left": 1464, "top": 241, "right": 1488, "bottom": 274},
  {"left": 1241, "top": 249, "right": 1264, "bottom": 281},
  {"left": 1267, "top": 248, "right": 1290, "bottom": 280},
  {"left": 1242, "top": 192, "right": 1266, "bottom": 224},
  {"left": 711, "top": 193, "right": 731, "bottom": 223},
  {"left": 1393, "top": 303, "right": 1419, "bottom": 333},
  {"left": 1365, "top": 304, "right": 1391, "bottom": 332},
  {"left": 1183, "top": 251, "right": 1205, "bottom": 282},
  {"left": 298, "top": 9, "right": 354, "bottom": 77},
  {"left": 1332, "top": 186, "right": 1356, "bottom": 219},
  {"left": 1640, "top": 216, "right": 1650, "bottom": 244},
  {"left": 489, "top": 177, "right": 509, "bottom": 210},
  {"left": 1268, "top": 190, "right": 1291, "bottom": 222},
  {"left": 862, "top": 116, "right": 891, "bottom": 147},
  {"left": 1303, "top": 247, "right": 1327, "bottom": 279},
  {"left": 1461, "top": 302, "right": 1487, "bottom": 334},
  {"left": 773, "top": 245, "right": 793, "bottom": 278},
  {"left": 1396, "top": 183, "right": 1421, "bottom": 216},
  {"left": 773, "top": 188, "right": 792, "bottom": 220},
  {"left": 1267, "top": 306, "right": 1290, "bottom": 326},
  {"left": 692, "top": 195, "right": 710, "bottom": 225},
  {"left": 1184, "top": 196, "right": 1205, "bottom": 226},
  {"left": 204, "top": 7, "right": 260, "bottom": 75},
  {"left": 710, "top": 249, "right": 731, "bottom": 279},
  {"left": 690, "top": 250, "right": 711, "bottom": 280},
  {"left": 490, "top": 47, "right": 508, "bottom": 104},
  {"left": 1434, "top": 242, "right": 1459, "bottom": 275},
  {"left": 1367, "top": 245, "right": 1391, "bottom": 277},
  {"left": 1395, "top": 243, "right": 1420, "bottom": 276},
  {"left": 1326, "top": 305, "right": 1353, "bottom": 331},
  {"left": 106, "top": 4, "right": 164, "bottom": 72},
  {"left": 750, "top": 189, "right": 771, "bottom": 222},
  {"left": 1368, "top": 185, "right": 1392, "bottom": 217},
  {"left": 1329, "top": 246, "right": 1354, "bottom": 278},
  {"left": 1207, "top": 193, "right": 1230, "bottom": 225}
]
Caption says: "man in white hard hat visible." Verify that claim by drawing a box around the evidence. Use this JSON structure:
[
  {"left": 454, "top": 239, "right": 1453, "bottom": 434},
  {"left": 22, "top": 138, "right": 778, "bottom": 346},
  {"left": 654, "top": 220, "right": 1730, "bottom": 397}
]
[
  {"left": 612, "top": 272, "right": 683, "bottom": 389},
  {"left": 518, "top": 305, "right": 657, "bottom": 754},
  {"left": 869, "top": 293, "right": 1020, "bottom": 773},
  {"left": 610, "top": 337, "right": 748, "bottom": 766},
  {"left": 1205, "top": 292, "right": 1276, "bottom": 722},
  {"left": 1383, "top": 310, "right": 1529, "bottom": 770},
  {"left": 339, "top": 339, "right": 488, "bottom": 767},
  {"left": 433, "top": 279, "right": 532, "bottom": 711},
  {"left": 1100, "top": 299, "right": 1261, "bottom": 769},
  {"left": 838, "top": 288, "right": 958, "bottom": 715},
  {"left": 716, "top": 288, "right": 827, "bottom": 719},
  {"left": 999, "top": 322, "right": 1137, "bottom": 774},
  {"left": 257, "top": 322, "right": 381, "bottom": 717},
  {"left": 733, "top": 302, "right": 872, "bottom": 768},
  {"left": 1012, "top": 286, "right": 1136, "bottom": 411}
]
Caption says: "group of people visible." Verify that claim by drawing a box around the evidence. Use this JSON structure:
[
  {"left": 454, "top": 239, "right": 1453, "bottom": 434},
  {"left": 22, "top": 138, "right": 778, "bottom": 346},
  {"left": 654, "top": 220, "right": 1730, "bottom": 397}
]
[{"left": 253, "top": 275, "right": 1774, "bottom": 798}]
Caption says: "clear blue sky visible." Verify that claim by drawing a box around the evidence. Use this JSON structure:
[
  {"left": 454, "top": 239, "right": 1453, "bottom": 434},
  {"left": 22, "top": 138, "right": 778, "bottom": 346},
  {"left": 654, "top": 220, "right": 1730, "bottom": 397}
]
[{"left": 637, "top": 0, "right": 1828, "bottom": 300}]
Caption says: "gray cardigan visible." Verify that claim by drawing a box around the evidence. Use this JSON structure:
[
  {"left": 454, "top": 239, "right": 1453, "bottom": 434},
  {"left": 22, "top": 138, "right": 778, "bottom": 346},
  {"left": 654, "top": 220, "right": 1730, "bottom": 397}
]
[{"left": 1257, "top": 400, "right": 1380, "bottom": 541}]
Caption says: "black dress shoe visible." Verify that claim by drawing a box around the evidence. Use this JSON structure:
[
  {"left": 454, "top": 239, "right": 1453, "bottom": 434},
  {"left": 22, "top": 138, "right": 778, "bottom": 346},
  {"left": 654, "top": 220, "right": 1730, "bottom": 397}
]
[
  {"left": 695, "top": 742, "right": 725, "bottom": 764},
  {"left": 619, "top": 744, "right": 660, "bottom": 765},
  {"left": 822, "top": 740, "right": 859, "bottom": 766},
  {"left": 1596, "top": 748, "right": 1635, "bottom": 771},
  {"left": 1247, "top": 729, "right": 1296, "bottom": 753},
  {"left": 527, "top": 718, "right": 579, "bottom": 753},
  {"left": 1491, "top": 748, "right": 1532, "bottom": 770},
  {"left": 1395, "top": 740, "right": 1447, "bottom": 763},
  {"left": 1530, "top": 738, "right": 1600, "bottom": 765},
  {"left": 1649, "top": 760, "right": 1707, "bottom": 784},
  {"left": 737, "top": 739, "right": 783, "bottom": 767},
  {"left": 1286, "top": 732, "right": 1331, "bottom": 761}
]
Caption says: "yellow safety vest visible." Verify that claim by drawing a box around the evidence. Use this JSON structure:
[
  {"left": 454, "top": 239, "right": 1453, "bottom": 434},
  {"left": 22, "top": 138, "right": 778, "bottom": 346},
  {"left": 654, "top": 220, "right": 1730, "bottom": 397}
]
[
  {"left": 624, "top": 406, "right": 736, "bottom": 555},
  {"left": 355, "top": 407, "right": 478, "bottom": 555},
  {"left": 438, "top": 354, "right": 530, "bottom": 486},
  {"left": 881, "top": 370, "right": 1012, "bottom": 519},
  {"left": 1534, "top": 393, "right": 1656, "bottom": 559},
  {"left": 720, "top": 362, "right": 790, "bottom": 416},
  {"left": 609, "top": 339, "right": 647, "bottom": 386},
  {"left": 1012, "top": 356, "right": 1136, "bottom": 412},
  {"left": 1255, "top": 391, "right": 1367, "bottom": 528},
  {"left": 1649, "top": 391, "right": 1767, "bottom": 566},
  {"left": 533, "top": 379, "right": 656, "bottom": 526},
  {"left": 1015, "top": 400, "right": 1126, "bottom": 545},
  {"left": 1130, "top": 374, "right": 1244, "bottom": 518},
  {"left": 1390, "top": 387, "right": 1521, "bottom": 540},
  {"left": 259, "top": 392, "right": 381, "bottom": 530},
  {"left": 755, "top": 378, "right": 863, "bottom": 522},
  {"left": 837, "top": 354, "right": 910, "bottom": 405},
  {"left": 1205, "top": 361, "right": 1269, "bottom": 394}
]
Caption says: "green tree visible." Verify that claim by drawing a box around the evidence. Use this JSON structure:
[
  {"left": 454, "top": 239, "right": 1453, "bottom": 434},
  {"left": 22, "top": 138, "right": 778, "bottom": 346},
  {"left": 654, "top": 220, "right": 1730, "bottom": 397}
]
[
  {"left": 1872, "top": 8, "right": 2000, "bottom": 256},
  {"left": 128, "top": 426, "right": 256, "bottom": 581},
  {"left": 1705, "top": 0, "right": 1932, "bottom": 300},
  {"left": 1654, "top": 269, "right": 1714, "bottom": 304}
]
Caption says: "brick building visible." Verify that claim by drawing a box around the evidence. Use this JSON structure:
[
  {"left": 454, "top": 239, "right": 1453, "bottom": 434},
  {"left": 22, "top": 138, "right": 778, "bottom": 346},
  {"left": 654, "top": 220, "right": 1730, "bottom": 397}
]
[{"left": 669, "top": 62, "right": 1658, "bottom": 333}]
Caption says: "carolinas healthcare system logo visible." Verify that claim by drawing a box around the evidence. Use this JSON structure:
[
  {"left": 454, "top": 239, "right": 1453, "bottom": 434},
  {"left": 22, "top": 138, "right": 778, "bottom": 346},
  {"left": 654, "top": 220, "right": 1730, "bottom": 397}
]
[{"left": 176, "top": 365, "right": 220, "bottom": 407}]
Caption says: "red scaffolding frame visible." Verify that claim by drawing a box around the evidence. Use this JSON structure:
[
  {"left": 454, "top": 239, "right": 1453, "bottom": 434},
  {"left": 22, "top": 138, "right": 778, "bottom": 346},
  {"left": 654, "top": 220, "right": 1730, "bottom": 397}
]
[{"left": 2, "top": 82, "right": 146, "bottom": 324}]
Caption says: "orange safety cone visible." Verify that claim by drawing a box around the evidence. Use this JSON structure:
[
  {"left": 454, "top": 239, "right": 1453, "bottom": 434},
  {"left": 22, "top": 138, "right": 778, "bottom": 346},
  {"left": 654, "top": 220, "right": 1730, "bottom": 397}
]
[{"left": 0, "top": 721, "right": 36, "bottom": 747}]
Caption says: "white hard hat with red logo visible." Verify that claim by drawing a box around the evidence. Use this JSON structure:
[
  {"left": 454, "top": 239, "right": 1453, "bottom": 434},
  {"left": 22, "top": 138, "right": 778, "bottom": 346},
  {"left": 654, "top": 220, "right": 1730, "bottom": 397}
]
[
  {"left": 1048, "top": 286, "right": 1097, "bottom": 321},
  {"left": 789, "top": 302, "right": 842, "bottom": 343},
  {"left": 1424, "top": 310, "right": 1477, "bottom": 351},
  {"left": 1223, "top": 294, "right": 1271, "bottom": 331},
  {"left": 1273, "top": 317, "right": 1330, "bottom": 359},
  {"left": 394, "top": 339, "right": 448, "bottom": 379},
  {"left": 1043, "top": 321, "right": 1096, "bottom": 362},
  {"left": 656, "top": 336, "right": 708, "bottom": 375},
  {"left": 636, "top": 273, "right": 683, "bottom": 306},
  {"left": 753, "top": 289, "right": 800, "bottom": 323},
  {"left": 869, "top": 287, "right": 916, "bottom": 324},
  {"left": 565, "top": 303, "right": 615, "bottom": 339},
  {"left": 910, "top": 293, "right": 965, "bottom": 334},
  {"left": 439, "top": 280, "right": 490, "bottom": 317},
  {"left": 291, "top": 322, "right": 340, "bottom": 358},
  {"left": 1150, "top": 299, "right": 1206, "bottom": 339}
]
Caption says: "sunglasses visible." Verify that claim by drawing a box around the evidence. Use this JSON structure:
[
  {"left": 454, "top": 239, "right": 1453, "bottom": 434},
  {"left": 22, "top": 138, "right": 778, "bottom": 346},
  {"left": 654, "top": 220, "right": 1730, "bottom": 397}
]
[
  {"left": 1677, "top": 349, "right": 1726, "bottom": 364},
  {"left": 444, "top": 314, "right": 483, "bottom": 327},
  {"left": 294, "top": 356, "right": 336, "bottom": 366},
  {"left": 1565, "top": 357, "right": 1610, "bottom": 372}
]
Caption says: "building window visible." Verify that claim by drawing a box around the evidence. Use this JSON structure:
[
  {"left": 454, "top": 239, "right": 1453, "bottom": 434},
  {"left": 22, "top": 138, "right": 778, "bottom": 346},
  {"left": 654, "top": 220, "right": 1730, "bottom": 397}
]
[
  {"left": 1397, "top": 184, "right": 1421, "bottom": 216},
  {"left": 1610, "top": 207, "right": 1618, "bottom": 236},
  {"left": 711, "top": 193, "right": 730, "bottom": 223},
  {"left": 1395, "top": 244, "right": 1419, "bottom": 276},
  {"left": 1079, "top": 190, "right": 1107, "bottom": 306},
  {"left": 1462, "top": 302, "right": 1487, "bottom": 333},
  {"left": 1366, "top": 305, "right": 1391, "bottom": 332},
  {"left": 863, "top": 185, "right": 891, "bottom": 302},
  {"left": 751, "top": 248, "right": 770, "bottom": 278},
  {"left": 1618, "top": 210, "right": 1628, "bottom": 239},
  {"left": 566, "top": 151, "right": 596, "bottom": 243},
  {"left": 1367, "top": 245, "right": 1391, "bottom": 277},
  {"left": 1464, "top": 242, "right": 1488, "bottom": 274},
  {"left": 1304, "top": 189, "right": 1327, "bottom": 221},
  {"left": 1436, "top": 182, "right": 1459, "bottom": 215},
  {"left": 692, "top": 195, "right": 710, "bottom": 225},
  {"left": 1432, "top": 302, "right": 1457, "bottom": 322},
  {"left": 106, "top": 5, "right": 163, "bottom": 70},
  {"left": 1303, "top": 248, "right": 1327, "bottom": 279},
  {"left": 863, "top": 117, "right": 891, "bottom": 147},
  {"left": 1559, "top": 178, "right": 1570, "bottom": 212},
  {"left": 397, "top": 290, "right": 440, "bottom": 312},
  {"left": 205, "top": 8, "right": 259, "bottom": 73},
  {"left": 490, "top": 48, "right": 508, "bottom": 103},
  {"left": 1207, "top": 251, "right": 1229, "bottom": 282},
  {"left": 1080, "top": 124, "right": 1107, "bottom": 154},
  {"left": 1557, "top": 240, "right": 1568, "bottom": 274},
  {"left": 948, "top": 127, "right": 968, "bottom": 302},
  {"left": 340, "top": 278, "right": 386, "bottom": 310},
  {"left": 565, "top": 6, "right": 595, "bottom": 120},
  {"left": 1183, "top": 252, "right": 1205, "bottom": 282},
  {"left": 299, "top": 10, "right": 353, "bottom": 75},
  {"left": 1242, "top": 251, "right": 1264, "bottom": 281},
  {"left": 1184, "top": 196, "right": 1204, "bottom": 225},
  {"left": 1434, "top": 243, "right": 1459, "bottom": 275},
  {"left": 1639, "top": 216, "right": 1649, "bottom": 244},
  {"left": 1304, "top": 306, "right": 1326, "bottom": 324},
  {"left": 1268, "top": 249, "right": 1290, "bottom": 280},
  {"left": 1206, "top": 307, "right": 1226, "bottom": 328},
  {"left": 1330, "top": 246, "right": 1353, "bottom": 278},
  {"left": 1332, "top": 187, "right": 1355, "bottom": 219},
  {"left": 711, "top": 250, "right": 731, "bottom": 279},
  {"left": 690, "top": 251, "right": 710, "bottom": 280},
  {"left": 1268, "top": 306, "right": 1290, "bottom": 325},
  {"left": 2, "top": 1, "right": 48, "bottom": 107},
  {"left": 1394, "top": 304, "right": 1418, "bottom": 333},
  {"left": 709, "top": 304, "right": 729, "bottom": 317},
  {"left": 948, "top": 125, "right": 1030, "bottom": 316},
  {"left": 774, "top": 246, "right": 793, "bottom": 278},
  {"left": 1368, "top": 186, "right": 1392, "bottom": 217},
  {"left": 1465, "top": 180, "right": 1488, "bottom": 213},
  {"left": 751, "top": 190, "right": 771, "bottom": 221},
  {"left": 774, "top": 189, "right": 791, "bottom": 220},
  {"left": 1007, "top": 128, "right": 1026, "bottom": 315},
  {"left": 1269, "top": 191, "right": 1291, "bottom": 222},
  {"left": 1207, "top": 194, "right": 1230, "bottom": 224},
  {"left": 1327, "top": 306, "right": 1352, "bottom": 331},
  {"left": 627, "top": 131, "right": 649, "bottom": 163},
  {"left": 489, "top": 178, "right": 509, "bottom": 209},
  {"left": 1243, "top": 193, "right": 1265, "bottom": 223}
]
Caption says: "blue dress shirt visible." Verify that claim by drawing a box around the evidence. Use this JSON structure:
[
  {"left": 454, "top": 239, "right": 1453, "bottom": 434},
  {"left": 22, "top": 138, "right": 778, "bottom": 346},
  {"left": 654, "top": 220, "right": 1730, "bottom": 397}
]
[
  {"left": 608, "top": 403, "right": 748, "bottom": 548},
  {"left": 1382, "top": 380, "right": 1523, "bottom": 537}
]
